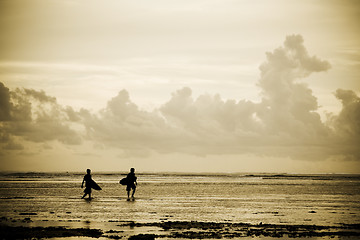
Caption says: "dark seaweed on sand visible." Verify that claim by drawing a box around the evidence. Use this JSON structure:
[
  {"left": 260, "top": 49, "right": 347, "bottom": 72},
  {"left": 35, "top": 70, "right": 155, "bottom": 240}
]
[
  {"left": 122, "top": 221, "right": 360, "bottom": 239},
  {"left": 1, "top": 221, "right": 360, "bottom": 239},
  {"left": 0, "top": 226, "right": 103, "bottom": 239}
]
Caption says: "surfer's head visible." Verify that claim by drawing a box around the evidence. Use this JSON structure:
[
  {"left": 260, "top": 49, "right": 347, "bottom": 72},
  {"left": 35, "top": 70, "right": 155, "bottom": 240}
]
[
  {"left": 130, "top": 168, "right": 135, "bottom": 173},
  {"left": 87, "top": 169, "right": 91, "bottom": 174}
]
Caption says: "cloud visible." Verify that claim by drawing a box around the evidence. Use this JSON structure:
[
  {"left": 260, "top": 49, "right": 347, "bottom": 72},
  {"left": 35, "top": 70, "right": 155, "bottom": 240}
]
[
  {"left": 3, "top": 140, "right": 24, "bottom": 150},
  {"left": 1, "top": 34, "right": 359, "bottom": 164},
  {"left": 80, "top": 90, "right": 172, "bottom": 156},
  {"left": 0, "top": 82, "right": 11, "bottom": 121},
  {"left": 0, "top": 84, "right": 82, "bottom": 150},
  {"left": 256, "top": 35, "right": 331, "bottom": 142},
  {"left": 81, "top": 35, "right": 357, "bottom": 161},
  {"left": 327, "top": 89, "right": 360, "bottom": 160}
]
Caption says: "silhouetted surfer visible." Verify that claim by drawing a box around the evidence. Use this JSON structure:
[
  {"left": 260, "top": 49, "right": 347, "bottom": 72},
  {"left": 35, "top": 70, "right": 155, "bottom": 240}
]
[
  {"left": 81, "top": 169, "right": 102, "bottom": 199},
  {"left": 126, "top": 168, "right": 137, "bottom": 201}
]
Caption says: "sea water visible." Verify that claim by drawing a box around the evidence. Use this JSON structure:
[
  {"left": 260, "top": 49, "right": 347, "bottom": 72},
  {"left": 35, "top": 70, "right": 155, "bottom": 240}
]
[{"left": 0, "top": 172, "right": 359, "bottom": 227}]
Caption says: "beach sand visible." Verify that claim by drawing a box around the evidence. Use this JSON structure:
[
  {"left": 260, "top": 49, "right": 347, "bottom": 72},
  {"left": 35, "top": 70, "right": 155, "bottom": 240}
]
[
  {"left": 1, "top": 173, "right": 359, "bottom": 239},
  {"left": 1, "top": 215, "right": 360, "bottom": 239}
]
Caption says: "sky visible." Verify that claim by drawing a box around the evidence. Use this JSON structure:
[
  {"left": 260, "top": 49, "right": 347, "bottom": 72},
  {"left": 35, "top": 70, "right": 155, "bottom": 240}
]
[{"left": 0, "top": 0, "right": 359, "bottom": 173}]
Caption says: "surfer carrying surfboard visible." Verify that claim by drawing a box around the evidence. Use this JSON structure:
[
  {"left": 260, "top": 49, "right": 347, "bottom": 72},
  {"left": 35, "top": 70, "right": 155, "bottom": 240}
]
[
  {"left": 126, "top": 168, "right": 137, "bottom": 200},
  {"left": 81, "top": 169, "right": 101, "bottom": 199}
]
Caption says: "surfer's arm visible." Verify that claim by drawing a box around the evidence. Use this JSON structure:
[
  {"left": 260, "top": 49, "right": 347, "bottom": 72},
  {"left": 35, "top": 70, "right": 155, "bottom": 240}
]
[{"left": 81, "top": 178, "right": 85, "bottom": 188}]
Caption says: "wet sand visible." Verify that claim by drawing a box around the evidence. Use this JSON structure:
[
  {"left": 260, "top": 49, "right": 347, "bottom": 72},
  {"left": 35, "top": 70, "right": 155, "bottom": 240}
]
[
  {"left": 1, "top": 173, "right": 359, "bottom": 239},
  {"left": 1, "top": 216, "right": 360, "bottom": 239}
]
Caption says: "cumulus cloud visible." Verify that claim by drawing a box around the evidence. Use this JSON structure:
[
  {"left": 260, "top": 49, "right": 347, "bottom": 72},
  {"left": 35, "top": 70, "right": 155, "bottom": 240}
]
[
  {"left": 0, "top": 83, "right": 82, "bottom": 151},
  {"left": 0, "top": 82, "right": 11, "bottom": 121},
  {"left": 328, "top": 89, "right": 360, "bottom": 141},
  {"left": 1, "top": 34, "right": 359, "bottom": 163},
  {"left": 256, "top": 35, "right": 331, "bottom": 143},
  {"left": 80, "top": 90, "right": 172, "bottom": 156},
  {"left": 81, "top": 35, "right": 357, "bottom": 161}
]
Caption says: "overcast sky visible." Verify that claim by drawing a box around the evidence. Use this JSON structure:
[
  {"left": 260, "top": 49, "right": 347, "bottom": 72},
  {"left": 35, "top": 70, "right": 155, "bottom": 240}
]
[{"left": 0, "top": 0, "right": 359, "bottom": 173}]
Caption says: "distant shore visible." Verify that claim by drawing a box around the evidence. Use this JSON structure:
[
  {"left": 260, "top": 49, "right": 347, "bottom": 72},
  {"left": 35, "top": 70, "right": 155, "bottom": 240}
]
[{"left": 1, "top": 218, "right": 360, "bottom": 239}]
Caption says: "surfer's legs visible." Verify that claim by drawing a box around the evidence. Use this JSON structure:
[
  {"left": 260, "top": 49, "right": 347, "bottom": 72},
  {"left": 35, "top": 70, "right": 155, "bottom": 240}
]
[
  {"left": 82, "top": 187, "right": 91, "bottom": 199},
  {"left": 131, "top": 188, "right": 136, "bottom": 198},
  {"left": 82, "top": 192, "right": 89, "bottom": 199},
  {"left": 126, "top": 185, "right": 131, "bottom": 200},
  {"left": 126, "top": 184, "right": 136, "bottom": 200}
]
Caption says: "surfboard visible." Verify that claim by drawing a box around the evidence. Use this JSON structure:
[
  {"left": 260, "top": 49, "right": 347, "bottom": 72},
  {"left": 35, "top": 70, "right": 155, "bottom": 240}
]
[
  {"left": 91, "top": 179, "right": 102, "bottom": 190},
  {"left": 119, "top": 178, "right": 128, "bottom": 185}
]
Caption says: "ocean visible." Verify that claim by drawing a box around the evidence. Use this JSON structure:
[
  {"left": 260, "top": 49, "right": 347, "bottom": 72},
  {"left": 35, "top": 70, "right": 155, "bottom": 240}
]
[{"left": 0, "top": 172, "right": 359, "bottom": 229}]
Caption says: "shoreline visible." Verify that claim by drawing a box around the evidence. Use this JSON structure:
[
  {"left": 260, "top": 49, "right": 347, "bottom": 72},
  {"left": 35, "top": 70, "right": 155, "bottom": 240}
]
[
  {"left": 1, "top": 173, "right": 359, "bottom": 239},
  {"left": 1, "top": 218, "right": 360, "bottom": 239}
]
